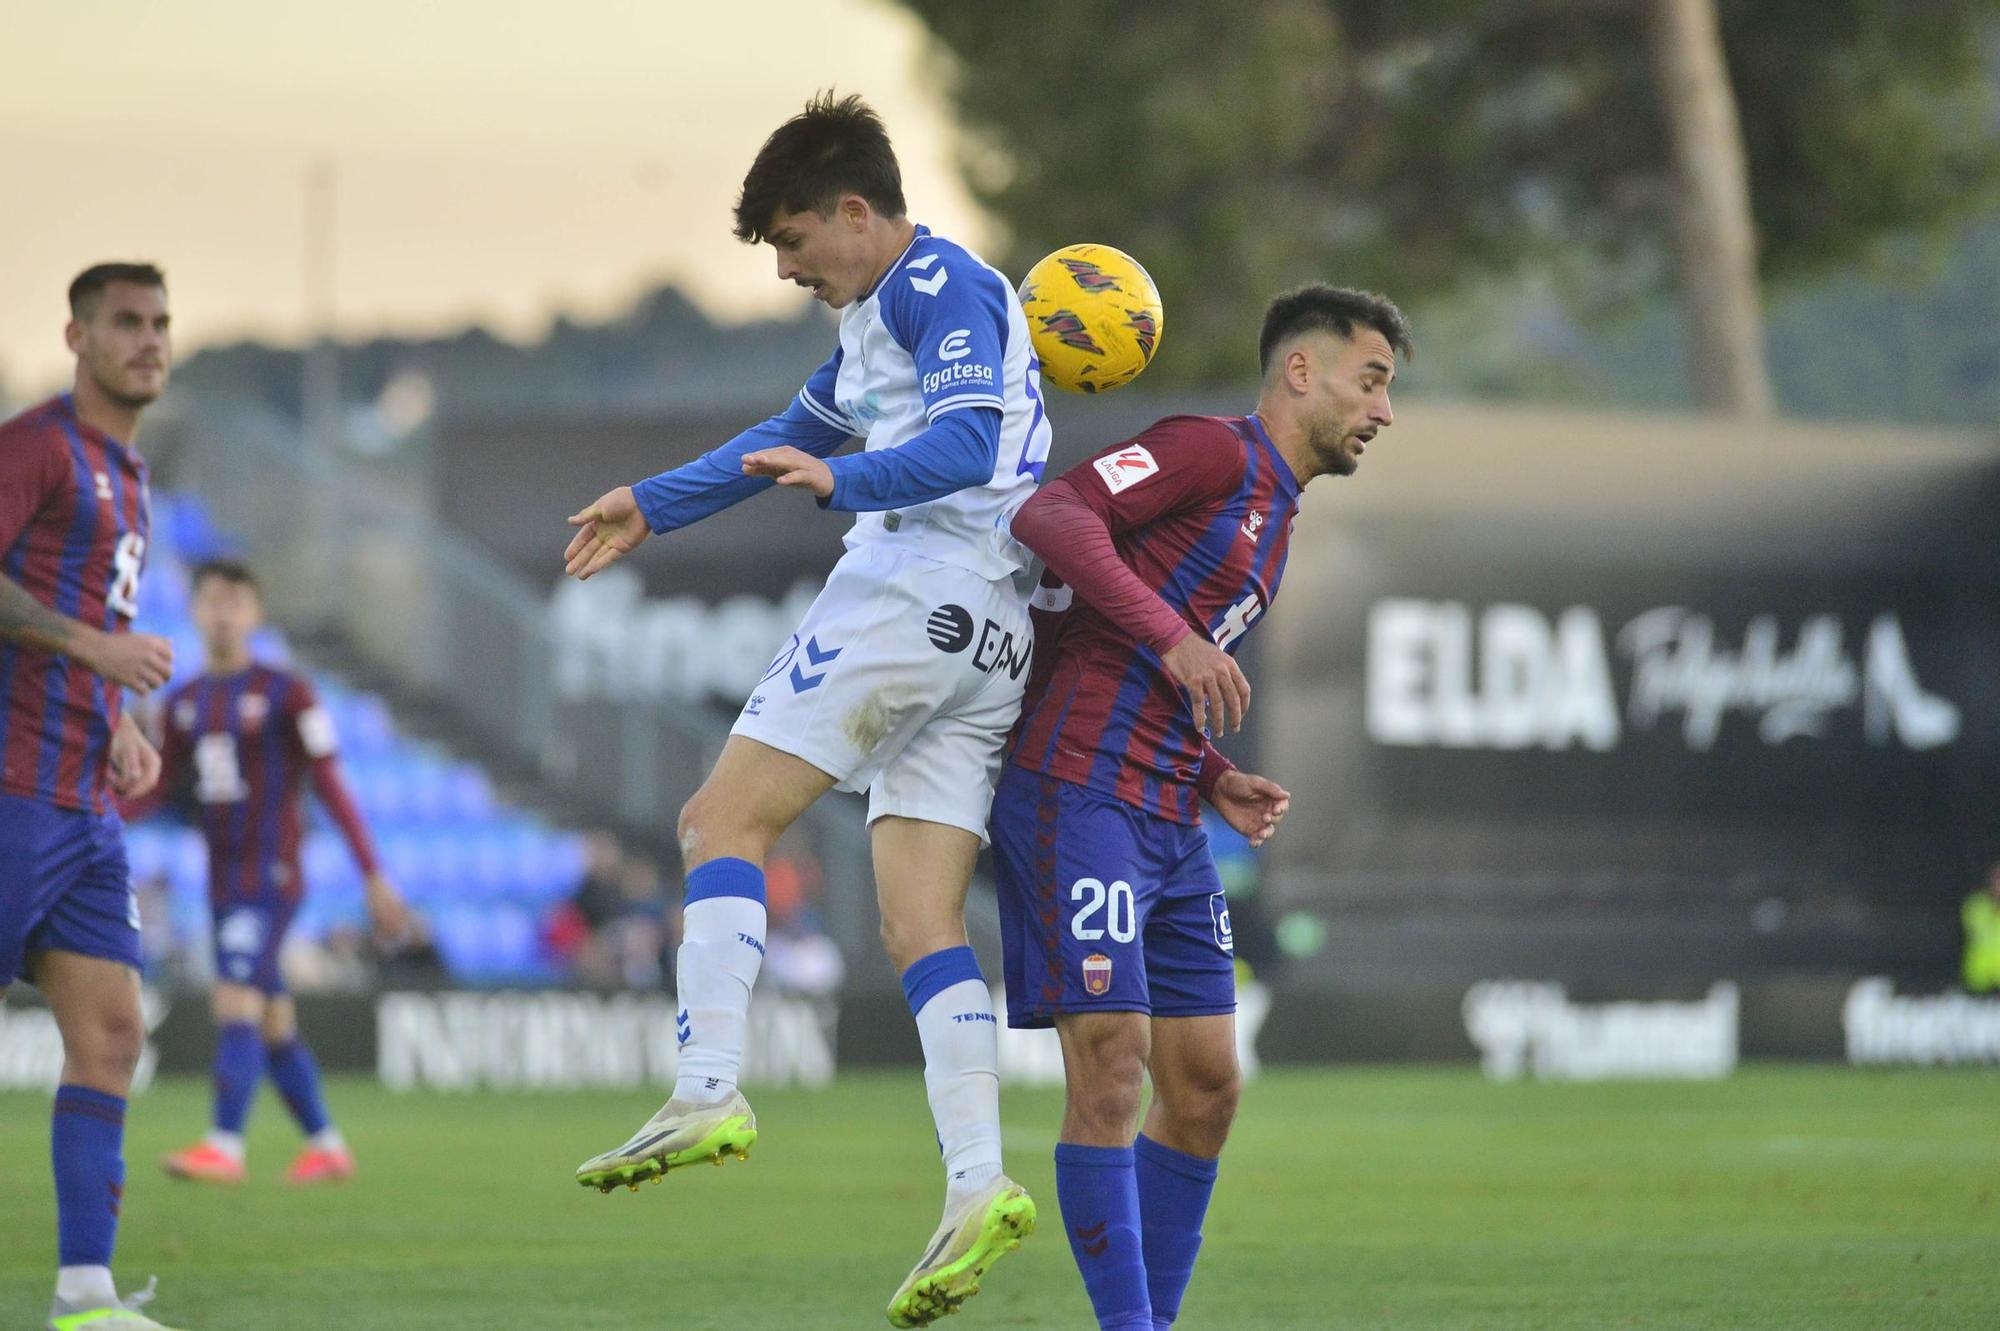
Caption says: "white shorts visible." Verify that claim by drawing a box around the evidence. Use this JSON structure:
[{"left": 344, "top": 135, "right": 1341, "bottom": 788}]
[{"left": 731, "top": 544, "right": 1034, "bottom": 842}]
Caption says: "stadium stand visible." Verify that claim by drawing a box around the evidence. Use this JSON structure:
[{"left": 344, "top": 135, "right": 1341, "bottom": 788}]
[{"left": 122, "top": 491, "right": 586, "bottom": 985}]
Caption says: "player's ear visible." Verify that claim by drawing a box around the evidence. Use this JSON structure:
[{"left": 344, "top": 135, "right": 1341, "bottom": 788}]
[
  {"left": 1286, "top": 344, "right": 1313, "bottom": 396},
  {"left": 64, "top": 319, "right": 85, "bottom": 354},
  {"left": 840, "top": 194, "right": 870, "bottom": 231}
]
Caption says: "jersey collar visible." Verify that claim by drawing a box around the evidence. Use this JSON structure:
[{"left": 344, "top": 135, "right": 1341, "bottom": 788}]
[
  {"left": 58, "top": 391, "right": 136, "bottom": 458},
  {"left": 861, "top": 223, "right": 930, "bottom": 303},
  {"left": 1245, "top": 413, "right": 1302, "bottom": 500}
]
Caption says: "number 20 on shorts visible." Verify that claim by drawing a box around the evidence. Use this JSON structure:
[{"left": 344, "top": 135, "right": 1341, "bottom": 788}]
[{"left": 1071, "top": 877, "right": 1137, "bottom": 943}]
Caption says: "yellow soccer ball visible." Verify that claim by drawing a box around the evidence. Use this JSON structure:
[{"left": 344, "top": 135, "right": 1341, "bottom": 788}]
[{"left": 1018, "top": 244, "right": 1164, "bottom": 394}]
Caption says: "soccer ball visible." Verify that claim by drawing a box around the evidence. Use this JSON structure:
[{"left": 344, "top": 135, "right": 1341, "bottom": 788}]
[{"left": 1018, "top": 244, "right": 1164, "bottom": 394}]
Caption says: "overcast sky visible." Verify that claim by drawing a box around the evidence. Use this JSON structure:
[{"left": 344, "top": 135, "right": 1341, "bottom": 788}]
[{"left": 0, "top": 0, "right": 992, "bottom": 396}]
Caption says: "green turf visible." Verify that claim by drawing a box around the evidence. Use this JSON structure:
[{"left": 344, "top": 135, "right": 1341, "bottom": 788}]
[{"left": 4, "top": 1066, "right": 1998, "bottom": 1328}]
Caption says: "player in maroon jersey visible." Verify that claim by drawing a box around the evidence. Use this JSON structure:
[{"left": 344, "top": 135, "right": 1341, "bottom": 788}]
[
  {"left": 0, "top": 263, "right": 188, "bottom": 1329},
  {"left": 992, "top": 285, "right": 1410, "bottom": 1329},
  {"left": 129, "top": 560, "right": 407, "bottom": 1186}
]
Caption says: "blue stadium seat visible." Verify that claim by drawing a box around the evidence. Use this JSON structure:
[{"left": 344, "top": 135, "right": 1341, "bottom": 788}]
[
  {"left": 128, "top": 488, "right": 591, "bottom": 984},
  {"left": 331, "top": 692, "right": 396, "bottom": 757},
  {"left": 156, "top": 493, "right": 242, "bottom": 564},
  {"left": 446, "top": 763, "right": 494, "bottom": 819}
]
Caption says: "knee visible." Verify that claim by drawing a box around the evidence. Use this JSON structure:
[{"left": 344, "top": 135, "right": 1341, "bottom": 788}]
[
  {"left": 1064, "top": 1029, "right": 1149, "bottom": 1136},
  {"left": 1190, "top": 1068, "right": 1243, "bottom": 1134},
  {"left": 103, "top": 1009, "right": 146, "bottom": 1076},
  {"left": 261, "top": 1007, "right": 296, "bottom": 1045},
  {"left": 212, "top": 984, "right": 264, "bottom": 1028},
  {"left": 70, "top": 1007, "right": 146, "bottom": 1086},
  {"left": 675, "top": 792, "right": 713, "bottom": 864},
  {"left": 878, "top": 911, "right": 961, "bottom": 975},
  {"left": 878, "top": 916, "right": 915, "bottom": 973},
  {"left": 1159, "top": 1060, "right": 1242, "bottom": 1143},
  {"left": 677, "top": 787, "right": 770, "bottom": 869}
]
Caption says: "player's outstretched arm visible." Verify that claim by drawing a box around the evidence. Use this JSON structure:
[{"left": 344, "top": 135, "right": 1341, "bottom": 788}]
[
  {"left": 760, "top": 408, "right": 998, "bottom": 511},
  {"left": 740, "top": 445, "right": 837, "bottom": 498},
  {"left": 0, "top": 573, "right": 172, "bottom": 691},
  {"left": 614, "top": 352, "right": 855, "bottom": 543},
  {"left": 564, "top": 485, "right": 651, "bottom": 580}
]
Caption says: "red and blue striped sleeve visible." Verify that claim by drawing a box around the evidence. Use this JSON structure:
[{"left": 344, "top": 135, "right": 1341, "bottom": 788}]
[
  {"left": 0, "top": 424, "right": 66, "bottom": 562},
  {"left": 1011, "top": 417, "right": 1246, "bottom": 654},
  {"left": 287, "top": 675, "right": 382, "bottom": 877}
]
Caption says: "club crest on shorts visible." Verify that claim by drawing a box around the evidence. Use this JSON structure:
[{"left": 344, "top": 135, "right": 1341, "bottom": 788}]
[
  {"left": 219, "top": 908, "right": 266, "bottom": 954},
  {"left": 1082, "top": 952, "right": 1113, "bottom": 996}
]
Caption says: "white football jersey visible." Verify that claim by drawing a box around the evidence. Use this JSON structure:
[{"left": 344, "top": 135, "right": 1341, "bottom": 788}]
[{"left": 792, "top": 225, "right": 1053, "bottom": 582}]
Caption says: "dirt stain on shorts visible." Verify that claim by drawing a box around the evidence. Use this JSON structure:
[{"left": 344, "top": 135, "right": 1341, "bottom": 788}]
[{"left": 844, "top": 687, "right": 920, "bottom": 753}]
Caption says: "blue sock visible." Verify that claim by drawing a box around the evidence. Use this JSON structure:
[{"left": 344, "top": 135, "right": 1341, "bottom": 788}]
[
  {"left": 1134, "top": 1134, "right": 1220, "bottom": 1328},
  {"left": 213, "top": 1020, "right": 266, "bottom": 1135},
  {"left": 1055, "top": 1142, "right": 1153, "bottom": 1330},
  {"left": 52, "top": 1085, "right": 126, "bottom": 1267},
  {"left": 267, "top": 1039, "right": 331, "bottom": 1136}
]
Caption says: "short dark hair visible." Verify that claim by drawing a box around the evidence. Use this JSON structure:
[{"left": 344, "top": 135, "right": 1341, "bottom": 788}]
[
  {"left": 69, "top": 263, "right": 167, "bottom": 319},
  {"left": 733, "top": 91, "right": 906, "bottom": 244},
  {"left": 1258, "top": 285, "right": 1413, "bottom": 374},
  {"left": 191, "top": 558, "right": 259, "bottom": 596}
]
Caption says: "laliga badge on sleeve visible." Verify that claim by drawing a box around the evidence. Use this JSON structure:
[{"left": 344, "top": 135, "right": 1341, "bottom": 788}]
[{"left": 1092, "top": 445, "right": 1159, "bottom": 495}]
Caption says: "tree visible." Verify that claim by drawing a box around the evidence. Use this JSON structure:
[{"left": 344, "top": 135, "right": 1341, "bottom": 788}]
[
  {"left": 1643, "top": 0, "right": 1770, "bottom": 414},
  {"left": 892, "top": 0, "right": 2000, "bottom": 405}
]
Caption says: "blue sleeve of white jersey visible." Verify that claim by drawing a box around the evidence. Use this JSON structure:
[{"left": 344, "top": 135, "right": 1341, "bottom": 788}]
[
  {"left": 631, "top": 351, "right": 853, "bottom": 533},
  {"left": 822, "top": 409, "right": 999, "bottom": 512},
  {"left": 820, "top": 244, "right": 1010, "bottom": 511}
]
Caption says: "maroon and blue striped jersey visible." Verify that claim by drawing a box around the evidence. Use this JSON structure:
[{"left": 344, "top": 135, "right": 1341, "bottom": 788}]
[
  {"left": 0, "top": 395, "right": 151, "bottom": 815},
  {"left": 129, "top": 664, "right": 380, "bottom": 905},
  {"left": 1009, "top": 414, "right": 1300, "bottom": 823}
]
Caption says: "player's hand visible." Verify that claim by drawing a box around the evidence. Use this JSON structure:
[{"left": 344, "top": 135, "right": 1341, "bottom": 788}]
[
  {"left": 742, "top": 446, "right": 835, "bottom": 499},
  {"left": 565, "top": 485, "right": 650, "bottom": 580},
  {"left": 365, "top": 873, "right": 413, "bottom": 948},
  {"left": 1209, "top": 770, "right": 1290, "bottom": 848},
  {"left": 108, "top": 712, "right": 162, "bottom": 799},
  {"left": 78, "top": 627, "right": 174, "bottom": 693},
  {"left": 1160, "top": 632, "right": 1251, "bottom": 736}
]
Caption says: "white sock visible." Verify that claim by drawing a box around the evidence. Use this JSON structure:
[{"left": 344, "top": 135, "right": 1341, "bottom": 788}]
[
  {"left": 56, "top": 1265, "right": 117, "bottom": 1308},
  {"left": 913, "top": 978, "right": 1004, "bottom": 1209},
  {"left": 309, "top": 1127, "right": 346, "bottom": 1152},
  {"left": 671, "top": 895, "right": 767, "bottom": 1104},
  {"left": 204, "top": 1129, "right": 245, "bottom": 1163}
]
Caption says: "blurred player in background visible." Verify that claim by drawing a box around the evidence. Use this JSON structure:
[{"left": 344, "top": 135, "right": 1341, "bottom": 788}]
[
  {"left": 993, "top": 286, "right": 1410, "bottom": 1329},
  {"left": 125, "top": 560, "right": 408, "bottom": 1186},
  {"left": 563, "top": 91, "right": 1049, "bottom": 1325},
  {"left": 1962, "top": 860, "right": 2000, "bottom": 992},
  {"left": 0, "top": 264, "right": 185, "bottom": 1331}
]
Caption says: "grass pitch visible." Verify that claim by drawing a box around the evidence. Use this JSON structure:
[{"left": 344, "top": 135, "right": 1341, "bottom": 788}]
[{"left": 3, "top": 1066, "right": 1997, "bottom": 1328}]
